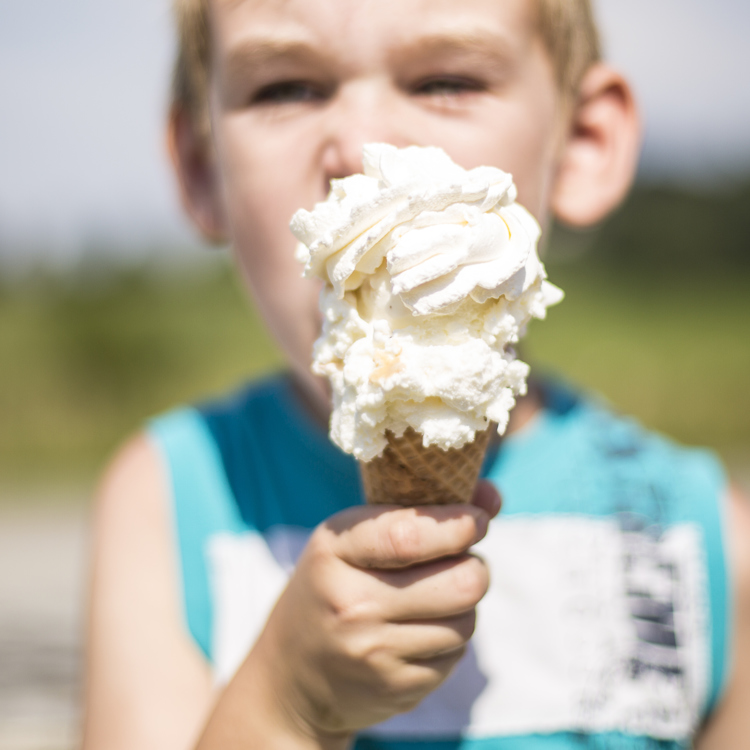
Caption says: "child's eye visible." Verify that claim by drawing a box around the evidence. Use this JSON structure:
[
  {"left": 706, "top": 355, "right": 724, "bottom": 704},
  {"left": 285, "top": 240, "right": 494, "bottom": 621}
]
[
  {"left": 251, "top": 81, "right": 328, "bottom": 106},
  {"left": 413, "top": 76, "right": 485, "bottom": 97}
]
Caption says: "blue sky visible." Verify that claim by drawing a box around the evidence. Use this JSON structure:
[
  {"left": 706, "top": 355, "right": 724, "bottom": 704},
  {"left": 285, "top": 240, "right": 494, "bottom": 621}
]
[{"left": 1, "top": 0, "right": 749, "bottom": 268}]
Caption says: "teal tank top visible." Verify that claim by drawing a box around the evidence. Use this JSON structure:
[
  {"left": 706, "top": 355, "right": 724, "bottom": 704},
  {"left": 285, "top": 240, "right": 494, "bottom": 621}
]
[{"left": 149, "top": 374, "right": 731, "bottom": 749}]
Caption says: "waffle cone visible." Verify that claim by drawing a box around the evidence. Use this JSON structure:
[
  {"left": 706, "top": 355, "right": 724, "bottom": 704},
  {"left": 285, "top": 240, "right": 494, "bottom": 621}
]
[{"left": 360, "top": 427, "right": 492, "bottom": 506}]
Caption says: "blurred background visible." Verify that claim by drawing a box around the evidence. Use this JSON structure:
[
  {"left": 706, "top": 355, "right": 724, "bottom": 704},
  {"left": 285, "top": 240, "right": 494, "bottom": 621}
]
[{"left": 1, "top": 0, "right": 748, "bottom": 748}]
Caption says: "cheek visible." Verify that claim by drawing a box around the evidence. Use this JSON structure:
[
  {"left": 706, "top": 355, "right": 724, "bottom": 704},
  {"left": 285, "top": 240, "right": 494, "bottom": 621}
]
[
  {"left": 443, "top": 64, "right": 561, "bottom": 218},
  {"left": 233, "top": 231, "right": 324, "bottom": 373},
  {"left": 480, "top": 94, "right": 560, "bottom": 218},
  {"left": 508, "top": 58, "right": 566, "bottom": 217},
  {"left": 216, "top": 120, "right": 325, "bottom": 370},
  {"left": 215, "top": 113, "right": 327, "bottom": 259},
  {"left": 501, "top": 111, "right": 559, "bottom": 219},
  {"left": 223, "top": 159, "right": 299, "bottom": 261}
]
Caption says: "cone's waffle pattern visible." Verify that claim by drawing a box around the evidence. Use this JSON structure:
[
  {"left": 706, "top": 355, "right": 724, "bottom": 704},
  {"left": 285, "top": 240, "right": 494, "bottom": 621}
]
[{"left": 360, "top": 427, "right": 492, "bottom": 505}]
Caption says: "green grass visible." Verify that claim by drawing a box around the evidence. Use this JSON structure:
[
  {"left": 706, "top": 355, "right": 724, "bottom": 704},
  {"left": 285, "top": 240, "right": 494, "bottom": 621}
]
[
  {"left": 0, "top": 257, "right": 748, "bottom": 488},
  {"left": 0, "top": 262, "right": 283, "bottom": 484},
  {"left": 525, "top": 263, "right": 750, "bottom": 453}
]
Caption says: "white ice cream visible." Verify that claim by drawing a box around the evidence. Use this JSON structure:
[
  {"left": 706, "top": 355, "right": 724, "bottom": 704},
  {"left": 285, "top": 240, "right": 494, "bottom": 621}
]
[{"left": 291, "top": 144, "right": 563, "bottom": 461}]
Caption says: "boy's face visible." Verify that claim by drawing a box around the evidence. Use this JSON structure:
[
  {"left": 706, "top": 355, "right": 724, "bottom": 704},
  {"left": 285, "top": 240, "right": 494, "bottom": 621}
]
[{"left": 207, "top": 0, "right": 564, "bottom": 397}]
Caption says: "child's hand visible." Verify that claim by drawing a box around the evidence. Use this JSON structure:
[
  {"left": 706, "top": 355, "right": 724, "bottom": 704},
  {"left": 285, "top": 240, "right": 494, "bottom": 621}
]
[{"left": 252, "top": 480, "right": 501, "bottom": 744}]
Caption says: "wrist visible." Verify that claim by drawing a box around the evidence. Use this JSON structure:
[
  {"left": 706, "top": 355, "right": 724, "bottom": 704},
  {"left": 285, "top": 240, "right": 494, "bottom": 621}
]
[
  {"left": 248, "top": 631, "right": 352, "bottom": 750},
  {"left": 196, "top": 641, "right": 351, "bottom": 750}
]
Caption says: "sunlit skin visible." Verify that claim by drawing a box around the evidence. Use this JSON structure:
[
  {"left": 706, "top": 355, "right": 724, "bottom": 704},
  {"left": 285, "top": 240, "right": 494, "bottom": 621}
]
[
  {"left": 82, "top": 1, "right": 750, "bottom": 749},
  {"left": 206, "top": 0, "right": 565, "bottom": 413}
]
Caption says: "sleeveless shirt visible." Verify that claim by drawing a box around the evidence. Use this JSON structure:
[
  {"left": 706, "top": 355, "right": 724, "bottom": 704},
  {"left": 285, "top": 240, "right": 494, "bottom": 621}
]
[{"left": 149, "top": 374, "right": 731, "bottom": 749}]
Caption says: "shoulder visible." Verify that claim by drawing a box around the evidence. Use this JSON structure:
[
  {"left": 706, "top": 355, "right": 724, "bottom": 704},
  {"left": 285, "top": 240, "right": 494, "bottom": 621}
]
[
  {"left": 575, "top": 394, "right": 728, "bottom": 503},
  {"left": 92, "top": 431, "right": 185, "bottom": 579},
  {"left": 500, "top": 383, "right": 728, "bottom": 520},
  {"left": 725, "top": 484, "right": 750, "bottom": 657},
  {"left": 91, "top": 434, "right": 176, "bottom": 611},
  {"left": 696, "top": 483, "right": 750, "bottom": 748},
  {"left": 721, "top": 483, "right": 750, "bottom": 672},
  {"left": 176, "top": 374, "right": 295, "bottom": 467},
  {"left": 95, "top": 432, "right": 168, "bottom": 537},
  {"left": 197, "top": 373, "right": 291, "bottom": 422},
  {"left": 727, "top": 484, "right": 750, "bottom": 589},
  {"left": 84, "top": 434, "right": 213, "bottom": 750}
]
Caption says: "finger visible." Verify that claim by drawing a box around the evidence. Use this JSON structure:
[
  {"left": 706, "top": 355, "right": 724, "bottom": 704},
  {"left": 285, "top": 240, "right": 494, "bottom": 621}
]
[
  {"left": 329, "top": 505, "right": 490, "bottom": 569},
  {"left": 408, "top": 647, "right": 468, "bottom": 671},
  {"left": 375, "top": 554, "right": 490, "bottom": 621},
  {"left": 382, "top": 611, "right": 477, "bottom": 661},
  {"left": 363, "top": 649, "right": 468, "bottom": 716},
  {"left": 472, "top": 480, "right": 502, "bottom": 520},
  {"left": 394, "top": 649, "right": 468, "bottom": 696}
]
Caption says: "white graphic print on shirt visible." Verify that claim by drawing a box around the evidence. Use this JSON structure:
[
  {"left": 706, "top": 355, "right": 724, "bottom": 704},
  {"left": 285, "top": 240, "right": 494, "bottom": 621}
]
[{"left": 208, "top": 515, "right": 709, "bottom": 740}]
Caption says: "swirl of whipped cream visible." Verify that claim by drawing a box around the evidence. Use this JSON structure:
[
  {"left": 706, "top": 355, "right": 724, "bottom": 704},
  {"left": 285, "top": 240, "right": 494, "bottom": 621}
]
[
  {"left": 292, "top": 143, "right": 543, "bottom": 315},
  {"left": 291, "top": 144, "right": 563, "bottom": 461}
]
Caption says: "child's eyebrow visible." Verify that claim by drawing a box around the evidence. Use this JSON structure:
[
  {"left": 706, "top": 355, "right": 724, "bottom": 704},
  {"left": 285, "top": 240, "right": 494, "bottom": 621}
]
[
  {"left": 221, "top": 36, "right": 334, "bottom": 82},
  {"left": 388, "top": 30, "right": 518, "bottom": 69},
  {"left": 219, "top": 28, "right": 517, "bottom": 86}
]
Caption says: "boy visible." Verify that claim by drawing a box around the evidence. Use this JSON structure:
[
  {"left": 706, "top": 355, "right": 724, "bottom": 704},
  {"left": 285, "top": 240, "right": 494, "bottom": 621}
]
[{"left": 83, "top": 0, "right": 750, "bottom": 748}]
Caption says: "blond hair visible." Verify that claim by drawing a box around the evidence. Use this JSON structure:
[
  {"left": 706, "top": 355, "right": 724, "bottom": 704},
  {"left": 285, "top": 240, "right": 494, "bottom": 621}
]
[
  {"left": 172, "top": 0, "right": 210, "bottom": 138},
  {"left": 171, "top": 0, "right": 601, "bottom": 133}
]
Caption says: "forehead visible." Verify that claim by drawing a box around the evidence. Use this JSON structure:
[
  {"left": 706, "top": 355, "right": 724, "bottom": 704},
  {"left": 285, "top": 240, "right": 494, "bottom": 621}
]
[{"left": 210, "top": 0, "right": 538, "bottom": 63}]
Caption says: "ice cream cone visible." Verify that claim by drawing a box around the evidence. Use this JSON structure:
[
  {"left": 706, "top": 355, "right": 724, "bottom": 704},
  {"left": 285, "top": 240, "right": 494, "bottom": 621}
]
[
  {"left": 293, "top": 145, "right": 563, "bottom": 491},
  {"left": 360, "top": 426, "right": 492, "bottom": 506}
]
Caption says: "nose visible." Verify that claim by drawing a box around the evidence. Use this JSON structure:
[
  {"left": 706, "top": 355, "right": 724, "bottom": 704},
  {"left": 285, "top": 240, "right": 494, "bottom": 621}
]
[{"left": 319, "top": 82, "right": 412, "bottom": 189}]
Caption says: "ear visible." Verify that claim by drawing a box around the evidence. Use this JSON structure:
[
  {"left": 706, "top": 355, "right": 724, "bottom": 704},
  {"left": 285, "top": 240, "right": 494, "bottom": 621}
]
[
  {"left": 166, "top": 106, "right": 228, "bottom": 243},
  {"left": 551, "top": 63, "right": 641, "bottom": 227}
]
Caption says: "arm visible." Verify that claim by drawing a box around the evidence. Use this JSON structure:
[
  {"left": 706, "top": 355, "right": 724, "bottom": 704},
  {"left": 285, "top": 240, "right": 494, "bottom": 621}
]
[
  {"left": 83, "top": 433, "right": 500, "bottom": 749},
  {"left": 695, "top": 484, "right": 750, "bottom": 749},
  {"left": 195, "top": 486, "right": 499, "bottom": 748},
  {"left": 83, "top": 435, "right": 214, "bottom": 750}
]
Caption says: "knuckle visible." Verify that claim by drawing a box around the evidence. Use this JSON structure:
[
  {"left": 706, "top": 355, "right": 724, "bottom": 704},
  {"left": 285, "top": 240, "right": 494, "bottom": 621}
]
[
  {"left": 340, "top": 630, "right": 383, "bottom": 665},
  {"left": 384, "top": 515, "right": 422, "bottom": 565},
  {"left": 326, "top": 586, "right": 373, "bottom": 625},
  {"left": 453, "top": 556, "right": 490, "bottom": 607},
  {"left": 456, "top": 510, "right": 483, "bottom": 547}
]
